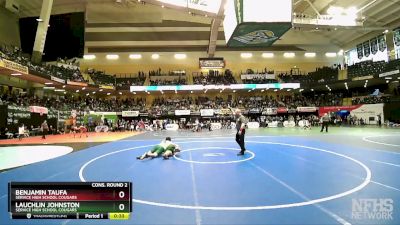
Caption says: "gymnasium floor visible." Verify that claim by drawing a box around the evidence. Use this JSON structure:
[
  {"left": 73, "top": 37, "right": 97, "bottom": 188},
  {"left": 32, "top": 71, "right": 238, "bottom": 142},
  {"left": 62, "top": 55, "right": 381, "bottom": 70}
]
[{"left": 0, "top": 127, "right": 400, "bottom": 225}]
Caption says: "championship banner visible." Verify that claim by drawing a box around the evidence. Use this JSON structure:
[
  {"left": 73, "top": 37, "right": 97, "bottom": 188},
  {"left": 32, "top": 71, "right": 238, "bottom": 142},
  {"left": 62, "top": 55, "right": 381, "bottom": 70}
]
[
  {"left": 262, "top": 108, "right": 277, "bottom": 115},
  {"left": 51, "top": 76, "right": 65, "bottom": 84},
  {"left": 122, "top": 111, "right": 139, "bottom": 117},
  {"left": 277, "top": 107, "right": 288, "bottom": 113},
  {"left": 29, "top": 106, "right": 48, "bottom": 115},
  {"left": 394, "top": 28, "right": 400, "bottom": 46},
  {"left": 99, "top": 85, "right": 114, "bottom": 90},
  {"left": 241, "top": 74, "right": 276, "bottom": 80},
  {"left": 67, "top": 80, "right": 88, "bottom": 87},
  {"left": 200, "top": 109, "right": 214, "bottom": 117},
  {"left": 0, "top": 58, "right": 28, "bottom": 74},
  {"left": 370, "top": 37, "right": 378, "bottom": 55},
  {"left": 297, "top": 107, "right": 318, "bottom": 113},
  {"left": 378, "top": 35, "right": 386, "bottom": 52},
  {"left": 363, "top": 40, "right": 371, "bottom": 57},
  {"left": 223, "top": 0, "right": 292, "bottom": 47},
  {"left": 356, "top": 44, "right": 364, "bottom": 59},
  {"left": 175, "top": 110, "right": 191, "bottom": 116}
]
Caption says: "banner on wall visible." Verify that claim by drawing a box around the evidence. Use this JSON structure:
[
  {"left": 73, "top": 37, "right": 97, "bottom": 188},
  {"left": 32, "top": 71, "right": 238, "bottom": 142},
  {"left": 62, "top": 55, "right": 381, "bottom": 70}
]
[
  {"left": 29, "top": 106, "right": 48, "bottom": 115},
  {"left": 215, "top": 108, "right": 232, "bottom": 115},
  {"left": 0, "top": 58, "right": 29, "bottom": 74},
  {"left": 67, "top": 80, "right": 88, "bottom": 87},
  {"left": 175, "top": 110, "right": 191, "bottom": 116},
  {"left": 87, "top": 111, "right": 117, "bottom": 116},
  {"left": 378, "top": 35, "right": 386, "bottom": 52},
  {"left": 370, "top": 37, "right": 378, "bottom": 55},
  {"left": 99, "top": 85, "right": 114, "bottom": 90},
  {"left": 394, "top": 28, "right": 400, "bottom": 46},
  {"left": 379, "top": 70, "right": 400, "bottom": 78},
  {"left": 297, "top": 107, "right": 318, "bottom": 113},
  {"left": 356, "top": 44, "right": 364, "bottom": 59},
  {"left": 363, "top": 40, "right": 371, "bottom": 57},
  {"left": 199, "top": 58, "right": 225, "bottom": 69},
  {"left": 122, "top": 111, "right": 139, "bottom": 117},
  {"left": 241, "top": 74, "right": 276, "bottom": 80},
  {"left": 51, "top": 76, "right": 65, "bottom": 84},
  {"left": 318, "top": 105, "right": 362, "bottom": 117},
  {"left": 249, "top": 108, "right": 261, "bottom": 114},
  {"left": 277, "top": 107, "right": 288, "bottom": 113},
  {"left": 352, "top": 75, "right": 374, "bottom": 81},
  {"left": 200, "top": 109, "right": 214, "bottom": 117},
  {"left": 262, "top": 108, "right": 277, "bottom": 115}
]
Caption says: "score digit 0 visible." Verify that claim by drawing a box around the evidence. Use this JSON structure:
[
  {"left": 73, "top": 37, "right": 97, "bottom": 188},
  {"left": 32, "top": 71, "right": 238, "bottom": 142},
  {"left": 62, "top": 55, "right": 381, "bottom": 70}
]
[{"left": 119, "top": 191, "right": 125, "bottom": 198}]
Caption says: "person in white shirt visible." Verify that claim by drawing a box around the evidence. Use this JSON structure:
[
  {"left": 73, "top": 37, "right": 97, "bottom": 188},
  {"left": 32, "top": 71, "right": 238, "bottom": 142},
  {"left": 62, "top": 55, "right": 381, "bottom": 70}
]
[{"left": 18, "top": 124, "right": 25, "bottom": 141}]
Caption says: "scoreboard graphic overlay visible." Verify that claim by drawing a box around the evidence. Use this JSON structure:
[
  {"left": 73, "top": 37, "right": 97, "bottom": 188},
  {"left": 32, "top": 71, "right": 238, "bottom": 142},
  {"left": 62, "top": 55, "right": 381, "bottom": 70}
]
[{"left": 8, "top": 182, "right": 132, "bottom": 220}]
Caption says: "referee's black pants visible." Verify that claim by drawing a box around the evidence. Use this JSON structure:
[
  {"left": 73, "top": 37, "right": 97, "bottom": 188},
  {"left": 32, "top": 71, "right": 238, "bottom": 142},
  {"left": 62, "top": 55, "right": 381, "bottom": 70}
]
[
  {"left": 320, "top": 122, "right": 328, "bottom": 132},
  {"left": 236, "top": 129, "right": 246, "bottom": 154}
]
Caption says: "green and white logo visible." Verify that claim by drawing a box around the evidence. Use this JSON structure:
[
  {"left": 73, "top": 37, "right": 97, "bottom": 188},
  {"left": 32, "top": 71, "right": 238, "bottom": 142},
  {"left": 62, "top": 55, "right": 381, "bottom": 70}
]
[{"left": 233, "top": 30, "right": 278, "bottom": 45}]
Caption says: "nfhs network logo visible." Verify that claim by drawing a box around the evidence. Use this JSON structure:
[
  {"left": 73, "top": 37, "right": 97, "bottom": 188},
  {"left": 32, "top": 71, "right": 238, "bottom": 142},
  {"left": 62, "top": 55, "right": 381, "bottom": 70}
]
[{"left": 352, "top": 198, "right": 394, "bottom": 220}]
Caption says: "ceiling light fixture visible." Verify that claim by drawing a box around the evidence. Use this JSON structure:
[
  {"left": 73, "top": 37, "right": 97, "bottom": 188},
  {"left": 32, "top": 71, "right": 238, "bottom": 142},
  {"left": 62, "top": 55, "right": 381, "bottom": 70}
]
[
  {"left": 106, "top": 54, "right": 119, "bottom": 60},
  {"left": 305, "top": 52, "right": 316, "bottom": 58},
  {"left": 241, "top": 53, "right": 253, "bottom": 58},
  {"left": 129, "top": 54, "right": 142, "bottom": 59},
  {"left": 284, "top": 52, "right": 295, "bottom": 58},
  {"left": 83, "top": 55, "right": 96, "bottom": 60},
  {"left": 262, "top": 53, "right": 274, "bottom": 58},
  {"left": 174, "top": 53, "right": 186, "bottom": 59}
]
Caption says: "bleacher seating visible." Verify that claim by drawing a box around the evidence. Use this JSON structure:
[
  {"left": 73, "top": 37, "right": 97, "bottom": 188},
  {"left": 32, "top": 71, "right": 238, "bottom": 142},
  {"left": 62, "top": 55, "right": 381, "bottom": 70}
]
[
  {"left": 193, "top": 69, "right": 237, "bottom": 85},
  {"left": 347, "top": 60, "right": 386, "bottom": 79},
  {"left": 87, "top": 69, "right": 115, "bottom": 86}
]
